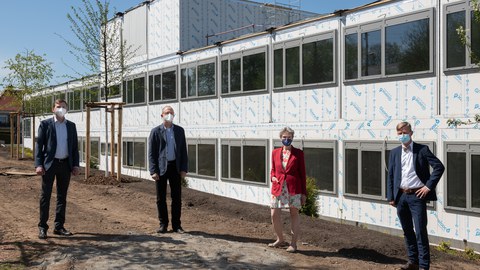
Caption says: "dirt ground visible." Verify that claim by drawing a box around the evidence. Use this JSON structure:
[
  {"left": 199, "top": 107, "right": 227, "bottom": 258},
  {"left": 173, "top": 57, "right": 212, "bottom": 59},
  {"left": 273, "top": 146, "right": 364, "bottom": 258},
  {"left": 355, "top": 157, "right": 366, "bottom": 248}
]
[{"left": 0, "top": 146, "right": 478, "bottom": 269}]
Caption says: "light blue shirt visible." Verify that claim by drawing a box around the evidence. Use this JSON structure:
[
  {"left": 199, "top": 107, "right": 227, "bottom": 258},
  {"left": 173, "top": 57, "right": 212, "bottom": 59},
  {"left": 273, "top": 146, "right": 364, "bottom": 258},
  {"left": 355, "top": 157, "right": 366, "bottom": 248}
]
[
  {"left": 165, "top": 126, "right": 176, "bottom": 161},
  {"left": 54, "top": 118, "right": 69, "bottom": 159}
]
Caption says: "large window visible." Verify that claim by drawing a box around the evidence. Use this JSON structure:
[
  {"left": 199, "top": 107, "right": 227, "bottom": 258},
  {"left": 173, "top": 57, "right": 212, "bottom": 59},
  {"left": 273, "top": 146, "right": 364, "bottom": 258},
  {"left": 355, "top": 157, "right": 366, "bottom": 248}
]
[
  {"left": 221, "top": 139, "right": 268, "bottom": 184},
  {"left": 344, "top": 8, "right": 433, "bottom": 80},
  {"left": 445, "top": 1, "right": 480, "bottom": 70},
  {"left": 273, "top": 140, "right": 337, "bottom": 193},
  {"left": 84, "top": 87, "right": 100, "bottom": 104},
  {"left": 187, "top": 139, "right": 216, "bottom": 178},
  {"left": 149, "top": 68, "right": 177, "bottom": 102},
  {"left": 445, "top": 143, "right": 480, "bottom": 212},
  {"left": 122, "top": 138, "right": 146, "bottom": 169},
  {"left": 221, "top": 47, "right": 267, "bottom": 94},
  {"left": 274, "top": 32, "right": 335, "bottom": 89},
  {"left": 180, "top": 59, "right": 216, "bottom": 99},
  {"left": 78, "top": 137, "right": 100, "bottom": 165},
  {"left": 23, "top": 118, "right": 31, "bottom": 138},
  {"left": 122, "top": 76, "right": 146, "bottom": 105},
  {"left": 101, "top": 84, "right": 121, "bottom": 99},
  {"left": 67, "top": 90, "right": 82, "bottom": 111}
]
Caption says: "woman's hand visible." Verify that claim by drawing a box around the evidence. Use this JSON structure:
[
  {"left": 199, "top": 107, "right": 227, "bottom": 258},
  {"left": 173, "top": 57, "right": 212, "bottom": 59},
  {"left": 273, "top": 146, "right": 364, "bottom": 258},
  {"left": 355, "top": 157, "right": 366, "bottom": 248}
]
[{"left": 271, "top": 176, "right": 279, "bottom": 183}]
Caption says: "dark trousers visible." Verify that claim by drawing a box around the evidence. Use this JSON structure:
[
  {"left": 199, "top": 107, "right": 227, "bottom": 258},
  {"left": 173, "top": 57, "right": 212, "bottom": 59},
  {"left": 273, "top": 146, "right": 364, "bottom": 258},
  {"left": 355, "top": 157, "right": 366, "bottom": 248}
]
[
  {"left": 155, "top": 162, "right": 182, "bottom": 229},
  {"left": 38, "top": 159, "right": 71, "bottom": 231},
  {"left": 397, "top": 192, "right": 430, "bottom": 269}
]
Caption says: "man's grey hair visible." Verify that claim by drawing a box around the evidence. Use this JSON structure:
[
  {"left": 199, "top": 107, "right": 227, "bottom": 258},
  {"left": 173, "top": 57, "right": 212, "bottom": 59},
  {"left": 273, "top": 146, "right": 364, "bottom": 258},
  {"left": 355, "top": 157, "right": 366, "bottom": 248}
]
[{"left": 279, "top": 126, "right": 295, "bottom": 138}]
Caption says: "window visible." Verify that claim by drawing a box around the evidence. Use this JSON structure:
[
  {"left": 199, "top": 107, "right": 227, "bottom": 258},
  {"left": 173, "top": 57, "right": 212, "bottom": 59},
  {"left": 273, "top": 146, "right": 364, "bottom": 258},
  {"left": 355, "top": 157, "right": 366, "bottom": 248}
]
[
  {"left": 122, "top": 138, "right": 146, "bottom": 169},
  {"left": 122, "top": 76, "right": 146, "bottom": 104},
  {"left": 0, "top": 115, "right": 9, "bottom": 128},
  {"left": 101, "top": 84, "right": 121, "bottom": 99},
  {"left": 78, "top": 137, "right": 100, "bottom": 165},
  {"left": 344, "top": 9, "right": 433, "bottom": 80},
  {"left": 101, "top": 142, "right": 118, "bottom": 156},
  {"left": 221, "top": 47, "right": 267, "bottom": 94},
  {"left": 445, "top": 1, "right": 480, "bottom": 70},
  {"left": 445, "top": 143, "right": 480, "bottom": 212},
  {"left": 273, "top": 140, "right": 337, "bottom": 193},
  {"left": 187, "top": 139, "right": 216, "bottom": 178},
  {"left": 149, "top": 68, "right": 177, "bottom": 102},
  {"left": 221, "top": 139, "right": 268, "bottom": 184},
  {"left": 180, "top": 59, "right": 216, "bottom": 99},
  {"left": 273, "top": 32, "right": 335, "bottom": 89},
  {"left": 67, "top": 89, "right": 82, "bottom": 111},
  {"left": 84, "top": 87, "right": 100, "bottom": 103},
  {"left": 23, "top": 118, "right": 31, "bottom": 138}
]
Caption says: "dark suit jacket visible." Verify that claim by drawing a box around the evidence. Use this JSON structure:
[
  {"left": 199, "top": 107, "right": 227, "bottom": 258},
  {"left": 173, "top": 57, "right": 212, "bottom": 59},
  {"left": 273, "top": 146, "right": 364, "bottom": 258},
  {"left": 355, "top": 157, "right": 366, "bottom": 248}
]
[
  {"left": 35, "top": 117, "right": 80, "bottom": 171},
  {"left": 148, "top": 123, "right": 188, "bottom": 176},
  {"left": 387, "top": 142, "right": 444, "bottom": 204},
  {"left": 270, "top": 146, "right": 307, "bottom": 197}
]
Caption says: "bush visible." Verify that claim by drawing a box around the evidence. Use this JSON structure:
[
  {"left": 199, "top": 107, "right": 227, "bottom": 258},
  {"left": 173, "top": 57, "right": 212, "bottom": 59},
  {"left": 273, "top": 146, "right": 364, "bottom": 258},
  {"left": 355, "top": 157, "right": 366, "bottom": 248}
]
[
  {"left": 300, "top": 176, "right": 319, "bottom": 217},
  {"left": 181, "top": 176, "right": 189, "bottom": 188}
]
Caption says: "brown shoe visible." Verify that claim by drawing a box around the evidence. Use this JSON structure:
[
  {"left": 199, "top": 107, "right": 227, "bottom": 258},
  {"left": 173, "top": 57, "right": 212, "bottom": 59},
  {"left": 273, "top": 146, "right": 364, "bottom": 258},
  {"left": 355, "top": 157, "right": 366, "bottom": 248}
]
[{"left": 400, "top": 262, "right": 419, "bottom": 270}]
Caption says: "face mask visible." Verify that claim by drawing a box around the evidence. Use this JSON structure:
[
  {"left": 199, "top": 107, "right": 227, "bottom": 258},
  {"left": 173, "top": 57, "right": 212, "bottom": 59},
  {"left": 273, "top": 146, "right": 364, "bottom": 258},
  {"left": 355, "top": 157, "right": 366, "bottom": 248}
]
[
  {"left": 55, "top": 108, "right": 67, "bottom": 117},
  {"left": 398, "top": 134, "right": 411, "bottom": 144},
  {"left": 282, "top": 138, "right": 293, "bottom": 146},
  {"left": 163, "top": 113, "right": 174, "bottom": 123}
]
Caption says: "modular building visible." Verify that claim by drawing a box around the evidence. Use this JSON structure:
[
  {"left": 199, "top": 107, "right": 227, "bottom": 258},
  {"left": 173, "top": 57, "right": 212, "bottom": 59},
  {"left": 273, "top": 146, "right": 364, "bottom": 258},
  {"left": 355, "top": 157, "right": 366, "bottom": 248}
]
[{"left": 24, "top": 0, "right": 480, "bottom": 251}]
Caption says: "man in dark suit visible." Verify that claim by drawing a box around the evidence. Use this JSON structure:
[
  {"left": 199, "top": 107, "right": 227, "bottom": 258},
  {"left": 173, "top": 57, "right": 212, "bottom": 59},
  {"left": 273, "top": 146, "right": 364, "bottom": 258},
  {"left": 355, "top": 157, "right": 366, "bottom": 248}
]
[
  {"left": 35, "top": 99, "right": 80, "bottom": 239},
  {"left": 148, "top": 105, "right": 188, "bottom": 234},
  {"left": 387, "top": 121, "right": 444, "bottom": 270}
]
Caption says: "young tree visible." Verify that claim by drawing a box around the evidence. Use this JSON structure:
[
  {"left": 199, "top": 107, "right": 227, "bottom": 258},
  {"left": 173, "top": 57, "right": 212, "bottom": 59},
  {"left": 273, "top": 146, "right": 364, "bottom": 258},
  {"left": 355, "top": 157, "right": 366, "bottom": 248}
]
[
  {"left": 60, "top": 0, "right": 137, "bottom": 175},
  {"left": 2, "top": 49, "right": 53, "bottom": 110}
]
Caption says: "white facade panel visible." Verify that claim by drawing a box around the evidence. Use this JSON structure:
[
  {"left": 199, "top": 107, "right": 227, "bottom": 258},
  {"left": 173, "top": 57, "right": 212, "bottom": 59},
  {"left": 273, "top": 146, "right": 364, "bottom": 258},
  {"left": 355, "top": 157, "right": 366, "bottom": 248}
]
[{"left": 148, "top": 0, "right": 180, "bottom": 59}]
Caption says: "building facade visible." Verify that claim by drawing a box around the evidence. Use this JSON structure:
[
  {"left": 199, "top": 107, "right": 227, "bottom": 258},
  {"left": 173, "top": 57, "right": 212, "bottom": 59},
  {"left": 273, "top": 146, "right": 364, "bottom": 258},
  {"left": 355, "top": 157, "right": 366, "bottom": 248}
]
[{"left": 25, "top": 0, "right": 480, "bottom": 250}]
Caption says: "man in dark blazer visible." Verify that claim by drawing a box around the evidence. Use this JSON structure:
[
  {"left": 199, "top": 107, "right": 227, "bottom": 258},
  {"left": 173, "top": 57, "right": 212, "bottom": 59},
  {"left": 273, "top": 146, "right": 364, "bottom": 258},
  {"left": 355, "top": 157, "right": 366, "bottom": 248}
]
[
  {"left": 35, "top": 99, "right": 80, "bottom": 239},
  {"left": 148, "top": 105, "right": 188, "bottom": 234},
  {"left": 387, "top": 121, "right": 444, "bottom": 270}
]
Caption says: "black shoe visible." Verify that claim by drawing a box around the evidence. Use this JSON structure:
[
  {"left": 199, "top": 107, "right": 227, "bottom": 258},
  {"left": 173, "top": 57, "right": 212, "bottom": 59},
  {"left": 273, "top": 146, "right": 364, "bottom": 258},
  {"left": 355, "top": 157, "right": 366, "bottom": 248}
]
[
  {"left": 400, "top": 262, "right": 419, "bottom": 270},
  {"left": 53, "top": 228, "right": 73, "bottom": 236},
  {"left": 173, "top": 227, "right": 185, "bottom": 234},
  {"left": 38, "top": 228, "right": 47, "bottom": 239},
  {"left": 157, "top": 225, "right": 167, "bottom": 234}
]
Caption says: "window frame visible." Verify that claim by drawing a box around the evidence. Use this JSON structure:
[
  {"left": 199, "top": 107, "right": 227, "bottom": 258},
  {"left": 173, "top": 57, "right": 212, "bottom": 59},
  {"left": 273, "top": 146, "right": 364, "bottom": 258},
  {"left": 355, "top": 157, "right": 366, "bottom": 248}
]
[
  {"left": 220, "top": 46, "right": 268, "bottom": 95},
  {"left": 444, "top": 0, "right": 480, "bottom": 71},
  {"left": 23, "top": 118, "right": 31, "bottom": 138},
  {"left": 122, "top": 137, "right": 147, "bottom": 169},
  {"left": 344, "top": 8, "right": 435, "bottom": 82},
  {"left": 273, "top": 31, "right": 337, "bottom": 90},
  {"left": 187, "top": 138, "right": 217, "bottom": 179},
  {"left": 344, "top": 140, "right": 436, "bottom": 204},
  {"left": 180, "top": 57, "right": 217, "bottom": 100},
  {"left": 273, "top": 140, "right": 337, "bottom": 194},
  {"left": 122, "top": 74, "right": 147, "bottom": 105},
  {"left": 444, "top": 142, "right": 480, "bottom": 213},
  {"left": 221, "top": 139, "right": 269, "bottom": 185},
  {"left": 148, "top": 66, "right": 178, "bottom": 103},
  {"left": 78, "top": 136, "right": 100, "bottom": 164}
]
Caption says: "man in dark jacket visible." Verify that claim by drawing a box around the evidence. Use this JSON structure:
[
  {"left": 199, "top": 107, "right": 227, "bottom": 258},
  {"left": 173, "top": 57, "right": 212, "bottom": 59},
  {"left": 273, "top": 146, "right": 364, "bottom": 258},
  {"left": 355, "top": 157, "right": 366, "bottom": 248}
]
[
  {"left": 148, "top": 105, "right": 188, "bottom": 234},
  {"left": 35, "top": 99, "right": 80, "bottom": 239},
  {"left": 387, "top": 121, "right": 445, "bottom": 270}
]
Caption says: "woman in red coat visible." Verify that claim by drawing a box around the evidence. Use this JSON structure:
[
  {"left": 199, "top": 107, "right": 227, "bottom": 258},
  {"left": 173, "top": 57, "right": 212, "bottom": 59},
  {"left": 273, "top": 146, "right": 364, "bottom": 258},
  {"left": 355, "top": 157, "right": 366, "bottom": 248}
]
[{"left": 268, "top": 127, "right": 307, "bottom": 253}]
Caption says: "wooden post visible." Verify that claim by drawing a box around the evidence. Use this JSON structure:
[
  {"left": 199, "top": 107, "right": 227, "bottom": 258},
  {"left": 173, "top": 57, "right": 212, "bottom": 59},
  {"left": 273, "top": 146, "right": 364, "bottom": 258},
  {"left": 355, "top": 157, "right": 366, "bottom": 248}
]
[
  {"left": 85, "top": 106, "right": 91, "bottom": 179},
  {"left": 117, "top": 106, "right": 122, "bottom": 182},
  {"left": 16, "top": 113, "right": 20, "bottom": 160},
  {"left": 110, "top": 106, "right": 115, "bottom": 176},
  {"left": 32, "top": 115, "right": 36, "bottom": 157},
  {"left": 10, "top": 113, "right": 14, "bottom": 159}
]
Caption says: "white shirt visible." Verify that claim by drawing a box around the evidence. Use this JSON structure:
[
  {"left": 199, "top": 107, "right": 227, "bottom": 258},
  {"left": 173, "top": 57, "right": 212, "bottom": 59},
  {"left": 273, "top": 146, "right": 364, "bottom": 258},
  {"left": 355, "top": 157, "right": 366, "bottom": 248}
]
[
  {"left": 54, "top": 117, "right": 69, "bottom": 159},
  {"left": 400, "top": 143, "right": 424, "bottom": 189}
]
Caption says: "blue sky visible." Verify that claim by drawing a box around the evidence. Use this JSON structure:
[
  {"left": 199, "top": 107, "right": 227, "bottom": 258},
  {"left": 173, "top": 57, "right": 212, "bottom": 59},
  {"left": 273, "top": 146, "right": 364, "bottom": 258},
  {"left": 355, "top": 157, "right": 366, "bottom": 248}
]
[{"left": 0, "top": 0, "right": 373, "bottom": 86}]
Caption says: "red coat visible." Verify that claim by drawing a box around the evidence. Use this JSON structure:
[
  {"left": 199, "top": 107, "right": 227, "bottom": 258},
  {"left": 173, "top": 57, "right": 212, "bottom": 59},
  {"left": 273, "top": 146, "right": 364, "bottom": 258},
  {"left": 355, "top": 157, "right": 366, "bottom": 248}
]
[{"left": 270, "top": 146, "right": 307, "bottom": 197}]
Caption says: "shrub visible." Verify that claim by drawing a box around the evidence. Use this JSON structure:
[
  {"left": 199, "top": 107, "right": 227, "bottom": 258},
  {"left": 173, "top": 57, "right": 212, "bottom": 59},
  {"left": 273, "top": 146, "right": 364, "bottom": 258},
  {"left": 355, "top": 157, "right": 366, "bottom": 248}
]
[
  {"left": 300, "top": 176, "right": 319, "bottom": 217},
  {"left": 181, "top": 176, "right": 189, "bottom": 188}
]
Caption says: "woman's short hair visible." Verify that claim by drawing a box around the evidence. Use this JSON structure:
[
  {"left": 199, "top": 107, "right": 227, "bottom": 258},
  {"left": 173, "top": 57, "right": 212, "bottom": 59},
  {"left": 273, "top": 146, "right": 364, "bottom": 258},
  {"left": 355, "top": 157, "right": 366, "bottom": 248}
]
[{"left": 279, "top": 126, "right": 295, "bottom": 138}]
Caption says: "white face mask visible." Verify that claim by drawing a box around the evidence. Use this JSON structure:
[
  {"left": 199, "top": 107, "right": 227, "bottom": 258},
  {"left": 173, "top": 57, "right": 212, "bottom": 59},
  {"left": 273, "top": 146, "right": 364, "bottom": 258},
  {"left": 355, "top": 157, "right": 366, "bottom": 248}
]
[
  {"left": 55, "top": 107, "right": 67, "bottom": 117},
  {"left": 163, "top": 113, "right": 174, "bottom": 123}
]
